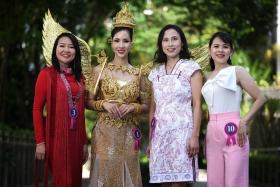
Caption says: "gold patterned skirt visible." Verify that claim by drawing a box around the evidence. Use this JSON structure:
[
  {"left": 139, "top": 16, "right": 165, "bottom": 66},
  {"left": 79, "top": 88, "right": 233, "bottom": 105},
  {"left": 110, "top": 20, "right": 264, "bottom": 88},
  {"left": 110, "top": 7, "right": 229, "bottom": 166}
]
[{"left": 89, "top": 114, "right": 142, "bottom": 187}]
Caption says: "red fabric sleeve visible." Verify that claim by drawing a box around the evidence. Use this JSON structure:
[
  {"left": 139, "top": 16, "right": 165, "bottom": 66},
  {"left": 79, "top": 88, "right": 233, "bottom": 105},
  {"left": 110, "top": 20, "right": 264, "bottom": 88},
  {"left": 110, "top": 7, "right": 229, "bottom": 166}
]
[{"left": 33, "top": 69, "right": 48, "bottom": 144}]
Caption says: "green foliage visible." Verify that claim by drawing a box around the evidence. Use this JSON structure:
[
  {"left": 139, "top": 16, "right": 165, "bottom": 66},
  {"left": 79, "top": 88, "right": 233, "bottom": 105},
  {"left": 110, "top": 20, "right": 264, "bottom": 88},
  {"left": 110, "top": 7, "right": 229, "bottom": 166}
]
[
  {"left": 85, "top": 109, "right": 96, "bottom": 140},
  {"left": 233, "top": 51, "right": 272, "bottom": 84},
  {"left": 231, "top": 51, "right": 272, "bottom": 117},
  {"left": 0, "top": 0, "right": 123, "bottom": 128},
  {"left": 0, "top": 1, "right": 278, "bottom": 184},
  {"left": 0, "top": 0, "right": 277, "bottom": 136}
]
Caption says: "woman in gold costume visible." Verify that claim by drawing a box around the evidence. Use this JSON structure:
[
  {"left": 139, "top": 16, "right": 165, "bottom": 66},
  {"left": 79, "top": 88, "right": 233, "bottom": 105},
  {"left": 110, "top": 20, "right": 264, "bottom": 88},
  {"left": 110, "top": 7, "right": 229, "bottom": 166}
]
[{"left": 87, "top": 3, "right": 150, "bottom": 187}]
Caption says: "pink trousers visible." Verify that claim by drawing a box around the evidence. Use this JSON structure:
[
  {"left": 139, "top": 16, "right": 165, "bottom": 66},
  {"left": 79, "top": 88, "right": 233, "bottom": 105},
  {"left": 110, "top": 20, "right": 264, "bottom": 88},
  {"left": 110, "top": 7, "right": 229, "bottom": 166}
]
[{"left": 206, "top": 112, "right": 249, "bottom": 187}]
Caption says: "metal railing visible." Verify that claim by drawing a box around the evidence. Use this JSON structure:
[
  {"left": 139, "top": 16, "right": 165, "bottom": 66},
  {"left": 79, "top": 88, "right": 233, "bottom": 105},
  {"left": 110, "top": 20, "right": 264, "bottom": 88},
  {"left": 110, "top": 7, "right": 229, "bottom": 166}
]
[
  {"left": 1, "top": 129, "right": 279, "bottom": 187},
  {"left": 249, "top": 147, "right": 280, "bottom": 187},
  {"left": 0, "top": 130, "right": 35, "bottom": 187}
]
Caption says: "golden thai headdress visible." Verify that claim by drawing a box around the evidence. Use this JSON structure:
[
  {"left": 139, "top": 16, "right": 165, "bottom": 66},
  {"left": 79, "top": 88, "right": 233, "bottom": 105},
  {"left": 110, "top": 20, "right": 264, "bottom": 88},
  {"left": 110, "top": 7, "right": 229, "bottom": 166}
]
[
  {"left": 112, "top": 2, "right": 135, "bottom": 29},
  {"left": 91, "top": 3, "right": 135, "bottom": 95},
  {"left": 42, "top": 10, "right": 93, "bottom": 91}
]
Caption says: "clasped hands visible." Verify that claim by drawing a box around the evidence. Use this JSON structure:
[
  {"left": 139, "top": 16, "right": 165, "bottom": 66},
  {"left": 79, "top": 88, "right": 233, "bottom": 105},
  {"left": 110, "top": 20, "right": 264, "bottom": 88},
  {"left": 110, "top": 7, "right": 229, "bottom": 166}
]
[{"left": 103, "top": 101, "right": 135, "bottom": 118}]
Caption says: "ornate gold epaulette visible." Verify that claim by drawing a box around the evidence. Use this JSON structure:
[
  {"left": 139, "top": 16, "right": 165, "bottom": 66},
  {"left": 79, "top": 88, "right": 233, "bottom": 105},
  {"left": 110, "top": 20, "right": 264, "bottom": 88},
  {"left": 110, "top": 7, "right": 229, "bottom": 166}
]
[
  {"left": 190, "top": 44, "right": 209, "bottom": 71},
  {"left": 140, "top": 61, "right": 153, "bottom": 76},
  {"left": 94, "top": 50, "right": 108, "bottom": 65}
]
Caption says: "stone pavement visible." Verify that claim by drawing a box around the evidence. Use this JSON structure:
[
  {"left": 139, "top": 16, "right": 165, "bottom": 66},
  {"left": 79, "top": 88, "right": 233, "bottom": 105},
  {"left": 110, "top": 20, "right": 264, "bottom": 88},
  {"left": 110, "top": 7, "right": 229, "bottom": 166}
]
[{"left": 82, "top": 165, "right": 258, "bottom": 187}]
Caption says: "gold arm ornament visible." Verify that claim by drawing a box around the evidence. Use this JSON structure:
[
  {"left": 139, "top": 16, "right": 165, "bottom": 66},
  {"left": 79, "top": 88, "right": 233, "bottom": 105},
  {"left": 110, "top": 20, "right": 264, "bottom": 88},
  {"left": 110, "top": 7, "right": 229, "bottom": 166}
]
[
  {"left": 93, "top": 50, "right": 108, "bottom": 96},
  {"left": 42, "top": 10, "right": 92, "bottom": 91}
]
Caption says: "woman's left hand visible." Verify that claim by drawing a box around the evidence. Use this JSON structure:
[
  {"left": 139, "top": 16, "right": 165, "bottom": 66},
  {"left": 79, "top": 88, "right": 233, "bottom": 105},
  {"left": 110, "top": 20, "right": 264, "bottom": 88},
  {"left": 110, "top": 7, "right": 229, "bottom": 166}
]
[
  {"left": 187, "top": 136, "right": 199, "bottom": 158},
  {"left": 119, "top": 104, "right": 134, "bottom": 118},
  {"left": 82, "top": 144, "right": 88, "bottom": 165},
  {"left": 237, "top": 120, "right": 248, "bottom": 147}
]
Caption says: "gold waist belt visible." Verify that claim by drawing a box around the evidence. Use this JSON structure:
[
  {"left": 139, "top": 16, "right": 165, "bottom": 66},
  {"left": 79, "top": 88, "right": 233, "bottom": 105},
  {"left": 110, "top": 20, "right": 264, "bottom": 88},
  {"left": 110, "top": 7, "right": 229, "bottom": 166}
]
[{"left": 97, "top": 112, "right": 138, "bottom": 128}]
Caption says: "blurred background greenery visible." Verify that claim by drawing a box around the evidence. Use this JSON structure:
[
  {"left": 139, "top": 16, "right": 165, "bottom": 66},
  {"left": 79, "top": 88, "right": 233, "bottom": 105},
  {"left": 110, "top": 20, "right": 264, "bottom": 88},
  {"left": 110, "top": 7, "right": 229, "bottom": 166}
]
[{"left": 0, "top": 0, "right": 279, "bottom": 186}]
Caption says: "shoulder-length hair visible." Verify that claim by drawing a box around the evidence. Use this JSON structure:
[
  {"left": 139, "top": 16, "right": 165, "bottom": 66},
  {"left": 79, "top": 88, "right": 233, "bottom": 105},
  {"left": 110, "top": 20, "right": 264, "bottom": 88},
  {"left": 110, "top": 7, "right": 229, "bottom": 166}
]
[
  {"left": 208, "top": 31, "right": 233, "bottom": 71},
  {"left": 153, "top": 24, "right": 191, "bottom": 64},
  {"left": 51, "top": 32, "right": 82, "bottom": 82}
]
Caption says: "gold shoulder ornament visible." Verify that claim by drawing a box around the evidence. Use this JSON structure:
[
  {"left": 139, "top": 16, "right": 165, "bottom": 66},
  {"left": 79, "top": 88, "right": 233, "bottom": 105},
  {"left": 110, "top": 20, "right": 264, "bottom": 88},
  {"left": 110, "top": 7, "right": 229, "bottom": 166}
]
[
  {"left": 138, "top": 44, "right": 209, "bottom": 73},
  {"left": 190, "top": 44, "right": 209, "bottom": 71},
  {"left": 139, "top": 61, "right": 153, "bottom": 76},
  {"left": 138, "top": 62, "right": 153, "bottom": 105},
  {"left": 42, "top": 10, "right": 93, "bottom": 91}
]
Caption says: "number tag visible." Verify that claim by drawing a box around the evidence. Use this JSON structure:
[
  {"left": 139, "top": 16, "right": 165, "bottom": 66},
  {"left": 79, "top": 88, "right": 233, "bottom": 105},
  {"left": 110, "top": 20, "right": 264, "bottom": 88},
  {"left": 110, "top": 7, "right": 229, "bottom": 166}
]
[{"left": 224, "top": 122, "right": 237, "bottom": 146}]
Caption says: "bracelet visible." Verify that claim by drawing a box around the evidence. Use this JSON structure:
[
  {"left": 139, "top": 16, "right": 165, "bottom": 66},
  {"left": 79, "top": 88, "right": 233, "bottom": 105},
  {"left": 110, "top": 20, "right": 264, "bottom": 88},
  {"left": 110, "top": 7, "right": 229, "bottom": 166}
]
[{"left": 131, "top": 103, "right": 142, "bottom": 114}]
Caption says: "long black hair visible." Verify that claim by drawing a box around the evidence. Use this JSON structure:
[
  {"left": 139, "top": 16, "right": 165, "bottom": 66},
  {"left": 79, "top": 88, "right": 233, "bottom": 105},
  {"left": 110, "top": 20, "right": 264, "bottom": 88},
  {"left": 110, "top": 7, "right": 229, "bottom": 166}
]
[
  {"left": 51, "top": 32, "right": 82, "bottom": 82},
  {"left": 111, "top": 27, "right": 133, "bottom": 64},
  {"left": 153, "top": 24, "right": 191, "bottom": 64},
  {"left": 209, "top": 31, "right": 233, "bottom": 71}
]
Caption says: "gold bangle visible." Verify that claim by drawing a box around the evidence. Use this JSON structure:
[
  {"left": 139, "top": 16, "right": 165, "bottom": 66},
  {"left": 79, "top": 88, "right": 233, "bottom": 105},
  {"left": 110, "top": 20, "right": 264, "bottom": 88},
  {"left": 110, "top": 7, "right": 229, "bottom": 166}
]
[
  {"left": 131, "top": 103, "right": 141, "bottom": 114},
  {"left": 94, "top": 100, "right": 105, "bottom": 111}
]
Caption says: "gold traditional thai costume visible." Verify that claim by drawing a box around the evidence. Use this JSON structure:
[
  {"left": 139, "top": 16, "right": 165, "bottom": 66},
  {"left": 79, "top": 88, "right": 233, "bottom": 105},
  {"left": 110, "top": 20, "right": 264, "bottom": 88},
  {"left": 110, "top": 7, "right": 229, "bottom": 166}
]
[
  {"left": 89, "top": 62, "right": 151, "bottom": 187},
  {"left": 88, "top": 3, "right": 151, "bottom": 187}
]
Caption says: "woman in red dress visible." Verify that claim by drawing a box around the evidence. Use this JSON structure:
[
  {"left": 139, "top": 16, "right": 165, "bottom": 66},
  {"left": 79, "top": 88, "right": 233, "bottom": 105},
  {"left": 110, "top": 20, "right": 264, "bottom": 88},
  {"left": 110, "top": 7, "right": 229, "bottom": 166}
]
[{"left": 33, "top": 32, "right": 88, "bottom": 187}]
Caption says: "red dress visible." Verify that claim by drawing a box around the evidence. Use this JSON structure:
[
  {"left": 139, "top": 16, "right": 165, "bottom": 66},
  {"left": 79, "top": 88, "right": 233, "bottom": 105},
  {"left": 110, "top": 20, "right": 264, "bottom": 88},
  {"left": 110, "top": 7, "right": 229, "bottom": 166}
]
[{"left": 33, "top": 67, "right": 87, "bottom": 187}]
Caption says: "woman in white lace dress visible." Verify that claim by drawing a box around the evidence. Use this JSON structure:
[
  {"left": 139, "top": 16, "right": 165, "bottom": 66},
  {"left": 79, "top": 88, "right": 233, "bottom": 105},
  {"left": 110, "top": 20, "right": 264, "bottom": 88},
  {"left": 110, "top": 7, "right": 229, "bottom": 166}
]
[{"left": 148, "top": 24, "right": 203, "bottom": 187}]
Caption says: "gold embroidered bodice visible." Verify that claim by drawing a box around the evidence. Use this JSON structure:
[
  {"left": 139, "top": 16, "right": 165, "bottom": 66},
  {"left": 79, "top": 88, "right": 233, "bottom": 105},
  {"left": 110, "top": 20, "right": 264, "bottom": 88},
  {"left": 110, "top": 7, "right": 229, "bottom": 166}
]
[
  {"left": 92, "top": 63, "right": 151, "bottom": 127},
  {"left": 100, "top": 75, "right": 140, "bottom": 104}
]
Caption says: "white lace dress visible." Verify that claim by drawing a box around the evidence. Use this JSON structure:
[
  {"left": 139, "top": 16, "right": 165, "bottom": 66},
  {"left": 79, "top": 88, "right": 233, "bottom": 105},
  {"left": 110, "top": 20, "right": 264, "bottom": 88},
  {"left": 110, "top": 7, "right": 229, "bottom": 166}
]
[{"left": 148, "top": 59, "right": 200, "bottom": 183}]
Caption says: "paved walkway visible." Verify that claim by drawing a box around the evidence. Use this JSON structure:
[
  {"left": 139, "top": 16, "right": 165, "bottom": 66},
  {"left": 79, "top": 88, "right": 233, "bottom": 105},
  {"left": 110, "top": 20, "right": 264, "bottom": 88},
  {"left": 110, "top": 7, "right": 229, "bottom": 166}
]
[
  {"left": 82, "top": 163, "right": 258, "bottom": 187},
  {"left": 82, "top": 179, "right": 207, "bottom": 187},
  {"left": 26, "top": 160, "right": 258, "bottom": 187},
  {"left": 82, "top": 161, "right": 207, "bottom": 187}
]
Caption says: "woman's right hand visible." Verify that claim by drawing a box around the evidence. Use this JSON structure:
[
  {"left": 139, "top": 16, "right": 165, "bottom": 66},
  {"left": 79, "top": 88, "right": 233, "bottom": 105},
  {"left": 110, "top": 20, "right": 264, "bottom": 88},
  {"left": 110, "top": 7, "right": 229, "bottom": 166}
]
[
  {"left": 103, "top": 102, "right": 121, "bottom": 118},
  {"left": 237, "top": 119, "right": 248, "bottom": 147},
  {"left": 35, "top": 143, "right": 45, "bottom": 160}
]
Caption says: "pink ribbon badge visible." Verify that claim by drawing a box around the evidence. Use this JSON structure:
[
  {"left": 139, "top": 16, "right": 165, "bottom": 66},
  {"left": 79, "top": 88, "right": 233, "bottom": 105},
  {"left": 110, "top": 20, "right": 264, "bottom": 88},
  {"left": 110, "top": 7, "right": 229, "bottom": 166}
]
[
  {"left": 224, "top": 122, "right": 237, "bottom": 146},
  {"left": 132, "top": 128, "right": 142, "bottom": 151}
]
